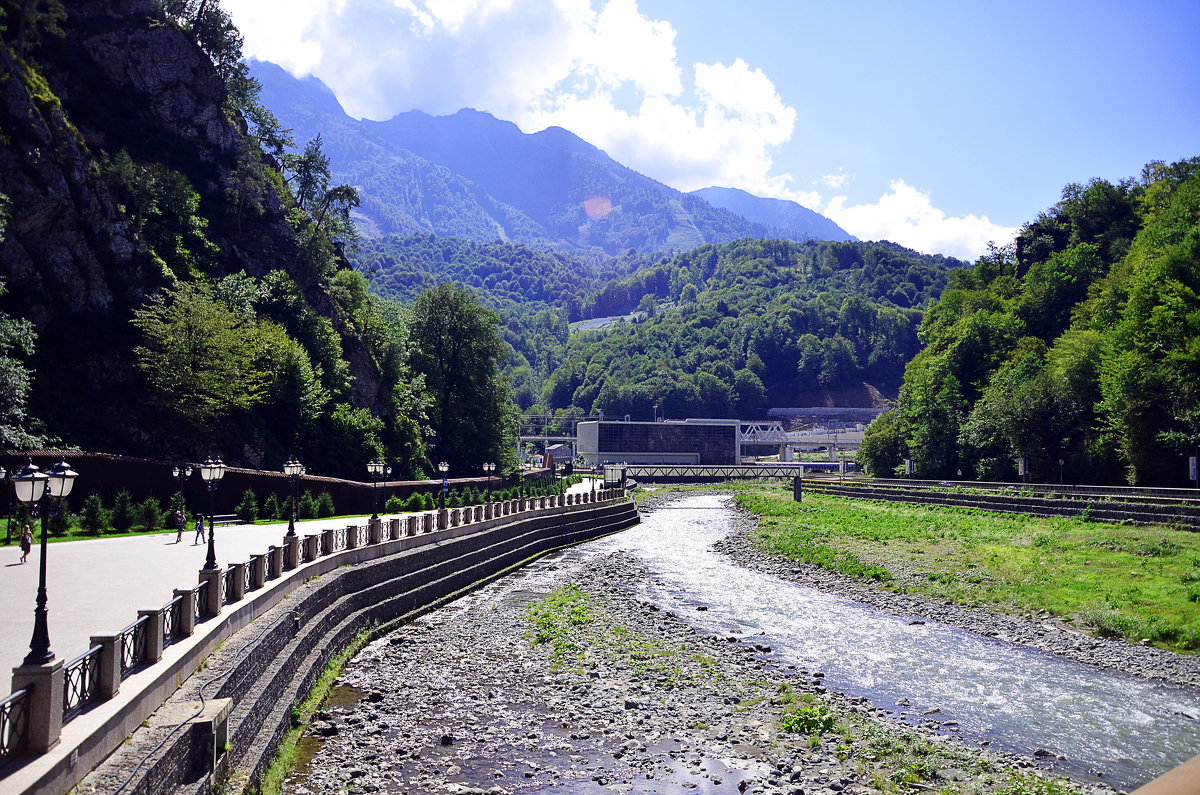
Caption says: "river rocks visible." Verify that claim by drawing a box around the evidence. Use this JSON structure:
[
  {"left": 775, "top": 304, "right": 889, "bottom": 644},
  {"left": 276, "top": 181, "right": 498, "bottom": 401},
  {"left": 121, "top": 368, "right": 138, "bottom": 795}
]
[{"left": 287, "top": 530, "right": 1117, "bottom": 795}]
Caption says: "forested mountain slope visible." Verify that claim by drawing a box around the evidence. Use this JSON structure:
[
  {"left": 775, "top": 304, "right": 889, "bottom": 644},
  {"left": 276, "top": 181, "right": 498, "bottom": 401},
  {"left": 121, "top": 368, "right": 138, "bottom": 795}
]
[
  {"left": 534, "top": 239, "right": 961, "bottom": 419},
  {"left": 859, "top": 158, "right": 1200, "bottom": 486}
]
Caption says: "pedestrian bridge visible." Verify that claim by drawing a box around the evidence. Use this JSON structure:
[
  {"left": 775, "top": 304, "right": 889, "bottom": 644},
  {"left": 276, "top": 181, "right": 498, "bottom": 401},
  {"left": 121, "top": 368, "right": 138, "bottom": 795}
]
[{"left": 627, "top": 463, "right": 854, "bottom": 482}]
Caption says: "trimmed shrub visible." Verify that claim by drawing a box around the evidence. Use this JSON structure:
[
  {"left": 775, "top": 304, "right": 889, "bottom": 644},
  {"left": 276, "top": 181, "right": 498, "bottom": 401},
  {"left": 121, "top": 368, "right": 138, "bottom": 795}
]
[
  {"left": 316, "top": 492, "right": 335, "bottom": 518},
  {"left": 385, "top": 495, "right": 404, "bottom": 513},
  {"left": 111, "top": 490, "right": 135, "bottom": 533},
  {"left": 236, "top": 489, "right": 258, "bottom": 524}
]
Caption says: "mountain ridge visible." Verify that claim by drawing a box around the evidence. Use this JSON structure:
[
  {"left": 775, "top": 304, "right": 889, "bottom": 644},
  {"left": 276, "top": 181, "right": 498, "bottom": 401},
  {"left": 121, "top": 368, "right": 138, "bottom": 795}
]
[{"left": 251, "top": 60, "right": 852, "bottom": 255}]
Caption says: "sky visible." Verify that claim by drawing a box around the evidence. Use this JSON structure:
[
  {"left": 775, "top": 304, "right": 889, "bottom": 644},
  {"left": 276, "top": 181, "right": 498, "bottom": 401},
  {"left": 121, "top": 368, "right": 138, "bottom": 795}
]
[{"left": 223, "top": 0, "right": 1200, "bottom": 260}]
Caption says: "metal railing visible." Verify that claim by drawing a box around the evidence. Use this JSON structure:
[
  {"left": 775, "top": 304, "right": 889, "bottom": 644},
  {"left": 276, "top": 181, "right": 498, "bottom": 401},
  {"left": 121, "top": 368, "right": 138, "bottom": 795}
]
[
  {"left": 162, "top": 596, "right": 182, "bottom": 646},
  {"left": 62, "top": 645, "right": 102, "bottom": 721},
  {"left": 194, "top": 581, "right": 209, "bottom": 621},
  {"left": 0, "top": 689, "right": 30, "bottom": 762},
  {"left": 334, "top": 527, "right": 347, "bottom": 549},
  {"left": 119, "top": 616, "right": 149, "bottom": 678},
  {"left": 221, "top": 567, "right": 235, "bottom": 604}
]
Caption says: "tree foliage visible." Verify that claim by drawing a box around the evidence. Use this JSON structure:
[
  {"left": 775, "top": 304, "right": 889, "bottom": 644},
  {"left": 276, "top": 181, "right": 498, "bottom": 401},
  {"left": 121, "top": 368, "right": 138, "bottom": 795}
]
[
  {"left": 405, "top": 283, "right": 515, "bottom": 474},
  {"left": 860, "top": 159, "right": 1200, "bottom": 485}
]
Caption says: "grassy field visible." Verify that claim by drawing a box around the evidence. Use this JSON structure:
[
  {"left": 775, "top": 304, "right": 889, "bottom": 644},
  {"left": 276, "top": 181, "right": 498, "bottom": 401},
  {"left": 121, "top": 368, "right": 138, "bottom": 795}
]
[{"left": 733, "top": 485, "right": 1200, "bottom": 652}]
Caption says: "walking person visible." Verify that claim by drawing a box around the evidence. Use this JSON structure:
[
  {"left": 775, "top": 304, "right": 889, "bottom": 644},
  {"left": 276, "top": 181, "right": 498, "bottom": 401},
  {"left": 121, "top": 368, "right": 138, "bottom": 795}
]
[
  {"left": 175, "top": 509, "right": 185, "bottom": 543},
  {"left": 194, "top": 514, "right": 205, "bottom": 545},
  {"left": 19, "top": 524, "right": 33, "bottom": 563}
]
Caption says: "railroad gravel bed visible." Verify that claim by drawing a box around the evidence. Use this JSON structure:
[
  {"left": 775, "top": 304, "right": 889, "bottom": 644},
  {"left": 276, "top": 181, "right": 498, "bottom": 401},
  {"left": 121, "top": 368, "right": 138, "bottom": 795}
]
[
  {"left": 712, "top": 498, "right": 1200, "bottom": 690},
  {"left": 288, "top": 542, "right": 1112, "bottom": 795}
]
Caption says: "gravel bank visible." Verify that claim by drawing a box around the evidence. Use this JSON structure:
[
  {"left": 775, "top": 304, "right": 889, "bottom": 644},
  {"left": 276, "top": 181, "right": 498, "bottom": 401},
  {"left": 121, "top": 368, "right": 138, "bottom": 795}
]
[
  {"left": 711, "top": 495, "right": 1200, "bottom": 690},
  {"left": 288, "top": 521, "right": 1115, "bottom": 795}
]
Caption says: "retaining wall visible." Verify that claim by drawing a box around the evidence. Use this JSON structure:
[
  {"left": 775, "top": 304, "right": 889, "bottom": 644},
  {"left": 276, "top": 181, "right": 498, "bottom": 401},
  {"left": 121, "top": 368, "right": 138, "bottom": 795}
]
[{"left": 65, "top": 497, "right": 638, "bottom": 795}]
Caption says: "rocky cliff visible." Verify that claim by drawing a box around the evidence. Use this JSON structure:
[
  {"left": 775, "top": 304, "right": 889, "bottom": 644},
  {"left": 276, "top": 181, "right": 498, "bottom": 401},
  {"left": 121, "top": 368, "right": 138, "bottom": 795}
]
[{"left": 0, "top": 0, "right": 372, "bottom": 459}]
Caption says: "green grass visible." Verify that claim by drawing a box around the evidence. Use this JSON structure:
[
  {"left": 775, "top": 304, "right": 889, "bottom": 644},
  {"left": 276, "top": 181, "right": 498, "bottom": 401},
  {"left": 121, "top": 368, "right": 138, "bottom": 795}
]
[
  {"left": 254, "top": 627, "right": 375, "bottom": 795},
  {"left": 736, "top": 486, "right": 1200, "bottom": 652}
]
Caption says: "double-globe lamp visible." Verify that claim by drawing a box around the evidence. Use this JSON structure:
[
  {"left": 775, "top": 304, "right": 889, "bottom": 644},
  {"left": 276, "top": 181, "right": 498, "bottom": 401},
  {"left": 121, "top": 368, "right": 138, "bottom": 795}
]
[
  {"left": 199, "top": 457, "right": 226, "bottom": 571},
  {"left": 13, "top": 459, "right": 78, "bottom": 667},
  {"left": 283, "top": 457, "right": 303, "bottom": 537}
]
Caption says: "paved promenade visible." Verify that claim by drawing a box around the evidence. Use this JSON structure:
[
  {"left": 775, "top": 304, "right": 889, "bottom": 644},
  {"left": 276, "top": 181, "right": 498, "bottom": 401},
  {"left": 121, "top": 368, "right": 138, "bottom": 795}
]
[
  {"left": 0, "top": 481, "right": 601, "bottom": 682},
  {"left": 0, "top": 515, "right": 391, "bottom": 678}
]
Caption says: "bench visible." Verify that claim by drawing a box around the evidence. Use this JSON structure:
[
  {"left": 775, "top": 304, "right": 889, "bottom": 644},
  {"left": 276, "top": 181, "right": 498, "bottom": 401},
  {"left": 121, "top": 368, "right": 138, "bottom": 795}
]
[{"left": 212, "top": 514, "right": 240, "bottom": 526}]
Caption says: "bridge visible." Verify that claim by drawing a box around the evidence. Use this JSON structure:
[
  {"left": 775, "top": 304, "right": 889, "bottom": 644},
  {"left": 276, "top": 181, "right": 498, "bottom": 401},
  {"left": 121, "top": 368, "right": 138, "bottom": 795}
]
[{"left": 626, "top": 462, "right": 854, "bottom": 482}]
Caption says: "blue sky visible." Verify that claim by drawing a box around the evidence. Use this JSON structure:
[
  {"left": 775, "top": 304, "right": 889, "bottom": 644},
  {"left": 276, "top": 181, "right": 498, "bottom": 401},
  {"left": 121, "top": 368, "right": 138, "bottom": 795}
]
[{"left": 225, "top": 0, "right": 1199, "bottom": 259}]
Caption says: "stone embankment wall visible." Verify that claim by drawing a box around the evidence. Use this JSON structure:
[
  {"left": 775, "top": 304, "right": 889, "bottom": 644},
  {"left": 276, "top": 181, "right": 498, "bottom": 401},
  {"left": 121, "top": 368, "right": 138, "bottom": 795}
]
[
  {"left": 29, "top": 497, "right": 637, "bottom": 795},
  {"left": 802, "top": 482, "right": 1200, "bottom": 529}
]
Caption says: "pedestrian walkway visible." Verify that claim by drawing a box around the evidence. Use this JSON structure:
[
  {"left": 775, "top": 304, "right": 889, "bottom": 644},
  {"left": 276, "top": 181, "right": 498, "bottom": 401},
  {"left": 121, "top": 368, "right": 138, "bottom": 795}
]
[
  {"left": 0, "top": 479, "right": 600, "bottom": 680},
  {"left": 0, "top": 516, "right": 360, "bottom": 678}
]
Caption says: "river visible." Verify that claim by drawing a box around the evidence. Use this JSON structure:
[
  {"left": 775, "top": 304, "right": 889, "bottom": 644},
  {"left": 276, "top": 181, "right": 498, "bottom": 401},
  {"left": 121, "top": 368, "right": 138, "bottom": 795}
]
[{"left": 552, "top": 494, "right": 1200, "bottom": 790}]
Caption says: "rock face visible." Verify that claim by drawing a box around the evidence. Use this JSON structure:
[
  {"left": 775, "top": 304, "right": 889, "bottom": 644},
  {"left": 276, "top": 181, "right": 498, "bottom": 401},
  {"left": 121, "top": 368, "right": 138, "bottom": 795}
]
[{"left": 0, "top": 1, "right": 378, "bottom": 454}]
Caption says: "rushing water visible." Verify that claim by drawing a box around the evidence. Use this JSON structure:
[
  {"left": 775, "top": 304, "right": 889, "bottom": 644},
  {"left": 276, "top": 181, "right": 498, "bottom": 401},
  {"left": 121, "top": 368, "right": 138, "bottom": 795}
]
[{"left": 554, "top": 494, "right": 1200, "bottom": 791}]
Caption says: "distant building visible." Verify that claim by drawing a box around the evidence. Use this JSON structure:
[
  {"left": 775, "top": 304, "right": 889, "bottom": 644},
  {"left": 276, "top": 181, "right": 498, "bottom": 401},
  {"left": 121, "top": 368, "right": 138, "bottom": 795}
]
[
  {"left": 544, "top": 443, "right": 572, "bottom": 469},
  {"left": 576, "top": 419, "right": 740, "bottom": 466}
]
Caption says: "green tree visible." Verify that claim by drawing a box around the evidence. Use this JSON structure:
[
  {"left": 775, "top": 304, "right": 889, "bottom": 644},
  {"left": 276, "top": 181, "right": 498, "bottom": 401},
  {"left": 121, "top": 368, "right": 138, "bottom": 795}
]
[
  {"left": 261, "top": 492, "right": 281, "bottom": 521},
  {"left": 111, "top": 490, "right": 135, "bottom": 533},
  {"left": 79, "top": 494, "right": 108, "bottom": 535},
  {"left": 131, "top": 281, "right": 271, "bottom": 438},
  {"left": 406, "top": 284, "right": 516, "bottom": 472},
  {"left": 0, "top": 0, "right": 65, "bottom": 59},
  {"left": 316, "top": 491, "right": 334, "bottom": 518},
  {"left": 235, "top": 489, "right": 258, "bottom": 523},
  {"left": 137, "top": 496, "right": 162, "bottom": 532}
]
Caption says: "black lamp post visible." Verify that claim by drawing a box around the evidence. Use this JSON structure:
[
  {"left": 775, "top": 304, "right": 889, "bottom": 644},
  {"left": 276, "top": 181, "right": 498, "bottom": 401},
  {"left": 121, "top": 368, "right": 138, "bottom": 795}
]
[
  {"left": 368, "top": 460, "right": 390, "bottom": 518},
  {"left": 0, "top": 464, "right": 9, "bottom": 544},
  {"left": 438, "top": 461, "right": 449, "bottom": 512},
  {"left": 482, "top": 462, "right": 495, "bottom": 502},
  {"left": 172, "top": 462, "right": 193, "bottom": 511},
  {"left": 14, "top": 459, "right": 78, "bottom": 667},
  {"left": 284, "top": 457, "right": 303, "bottom": 537},
  {"left": 199, "top": 457, "right": 226, "bottom": 571}
]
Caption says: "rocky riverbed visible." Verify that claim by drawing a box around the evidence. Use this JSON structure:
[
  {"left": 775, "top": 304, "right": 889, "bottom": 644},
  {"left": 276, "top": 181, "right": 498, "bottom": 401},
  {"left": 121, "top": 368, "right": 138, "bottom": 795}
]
[{"left": 286, "top": 492, "right": 1122, "bottom": 795}]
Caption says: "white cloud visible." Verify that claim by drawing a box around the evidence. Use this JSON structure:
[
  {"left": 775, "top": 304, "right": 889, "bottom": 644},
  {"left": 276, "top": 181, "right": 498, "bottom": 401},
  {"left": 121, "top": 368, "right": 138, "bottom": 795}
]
[
  {"left": 223, "top": 0, "right": 1006, "bottom": 260},
  {"left": 821, "top": 169, "right": 852, "bottom": 189},
  {"left": 824, "top": 180, "right": 1018, "bottom": 260},
  {"left": 225, "top": 0, "right": 798, "bottom": 200}
]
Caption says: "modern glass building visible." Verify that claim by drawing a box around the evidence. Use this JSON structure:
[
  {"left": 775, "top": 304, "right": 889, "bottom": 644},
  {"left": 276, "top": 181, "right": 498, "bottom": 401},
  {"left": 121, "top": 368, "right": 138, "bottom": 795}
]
[{"left": 576, "top": 419, "right": 740, "bottom": 466}]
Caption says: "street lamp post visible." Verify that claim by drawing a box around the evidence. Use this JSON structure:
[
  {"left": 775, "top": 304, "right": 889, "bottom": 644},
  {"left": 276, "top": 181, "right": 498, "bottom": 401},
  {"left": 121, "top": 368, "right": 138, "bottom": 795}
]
[
  {"left": 0, "top": 464, "right": 9, "bottom": 544},
  {"left": 437, "top": 461, "right": 449, "bottom": 527},
  {"left": 172, "top": 462, "right": 193, "bottom": 510},
  {"left": 367, "top": 461, "right": 390, "bottom": 519},
  {"left": 199, "top": 457, "right": 226, "bottom": 571},
  {"left": 284, "top": 457, "right": 303, "bottom": 537},
  {"left": 13, "top": 459, "right": 78, "bottom": 666},
  {"left": 482, "top": 462, "right": 495, "bottom": 502}
]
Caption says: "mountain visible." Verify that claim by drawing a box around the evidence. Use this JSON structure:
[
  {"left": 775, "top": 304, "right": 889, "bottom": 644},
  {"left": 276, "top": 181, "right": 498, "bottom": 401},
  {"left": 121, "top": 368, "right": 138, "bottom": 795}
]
[
  {"left": 690, "top": 186, "right": 854, "bottom": 243},
  {"left": 537, "top": 238, "right": 961, "bottom": 418},
  {"left": 251, "top": 61, "right": 849, "bottom": 256}
]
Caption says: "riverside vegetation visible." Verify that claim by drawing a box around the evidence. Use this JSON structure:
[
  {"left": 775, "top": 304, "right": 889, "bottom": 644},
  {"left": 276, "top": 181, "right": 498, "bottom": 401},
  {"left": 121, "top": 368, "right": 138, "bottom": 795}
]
[{"left": 734, "top": 487, "right": 1200, "bottom": 652}]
